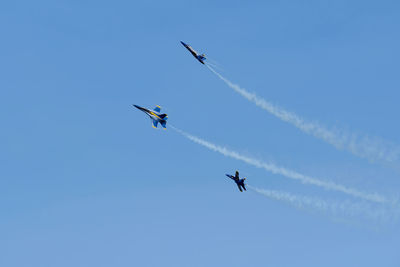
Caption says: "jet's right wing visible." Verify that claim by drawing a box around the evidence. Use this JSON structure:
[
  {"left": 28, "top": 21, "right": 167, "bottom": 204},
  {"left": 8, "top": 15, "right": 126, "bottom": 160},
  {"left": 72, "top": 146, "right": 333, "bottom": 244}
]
[{"left": 152, "top": 120, "right": 158, "bottom": 128}]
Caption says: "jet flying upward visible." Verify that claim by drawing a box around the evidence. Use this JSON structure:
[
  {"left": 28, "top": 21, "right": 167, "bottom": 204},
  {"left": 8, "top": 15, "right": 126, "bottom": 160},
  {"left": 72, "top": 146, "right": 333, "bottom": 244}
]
[
  {"left": 133, "top": 104, "right": 168, "bottom": 129},
  {"left": 180, "top": 41, "right": 206, "bottom": 64},
  {"left": 226, "top": 171, "right": 247, "bottom": 192}
]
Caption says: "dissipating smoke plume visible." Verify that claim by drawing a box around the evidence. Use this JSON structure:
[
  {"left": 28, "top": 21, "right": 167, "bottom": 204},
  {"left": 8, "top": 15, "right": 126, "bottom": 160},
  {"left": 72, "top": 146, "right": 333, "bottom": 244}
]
[
  {"left": 248, "top": 185, "right": 399, "bottom": 224},
  {"left": 206, "top": 64, "right": 400, "bottom": 166}
]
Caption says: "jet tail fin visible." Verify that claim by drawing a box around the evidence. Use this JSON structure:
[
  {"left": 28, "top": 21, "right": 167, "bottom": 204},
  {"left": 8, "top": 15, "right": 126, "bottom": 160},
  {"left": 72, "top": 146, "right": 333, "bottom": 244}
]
[
  {"left": 160, "top": 121, "right": 167, "bottom": 129},
  {"left": 159, "top": 114, "right": 168, "bottom": 119}
]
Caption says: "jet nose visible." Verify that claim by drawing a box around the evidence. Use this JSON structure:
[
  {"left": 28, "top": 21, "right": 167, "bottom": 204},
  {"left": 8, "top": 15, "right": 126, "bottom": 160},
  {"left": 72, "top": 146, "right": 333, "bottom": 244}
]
[
  {"left": 133, "top": 104, "right": 141, "bottom": 109},
  {"left": 180, "top": 41, "right": 186, "bottom": 46}
]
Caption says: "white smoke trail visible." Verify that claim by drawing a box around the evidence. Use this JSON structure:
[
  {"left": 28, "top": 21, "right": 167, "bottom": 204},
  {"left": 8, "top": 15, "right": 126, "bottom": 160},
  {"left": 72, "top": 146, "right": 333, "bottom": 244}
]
[
  {"left": 204, "top": 61, "right": 220, "bottom": 70},
  {"left": 248, "top": 186, "right": 398, "bottom": 224},
  {"left": 170, "top": 125, "right": 388, "bottom": 204},
  {"left": 204, "top": 57, "right": 223, "bottom": 70},
  {"left": 206, "top": 64, "right": 400, "bottom": 165}
]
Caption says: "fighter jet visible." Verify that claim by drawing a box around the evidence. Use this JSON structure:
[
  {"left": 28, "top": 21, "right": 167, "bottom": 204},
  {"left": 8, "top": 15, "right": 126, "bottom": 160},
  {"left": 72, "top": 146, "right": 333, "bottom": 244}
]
[
  {"left": 133, "top": 104, "right": 168, "bottom": 129},
  {"left": 226, "top": 171, "right": 247, "bottom": 192},
  {"left": 180, "top": 41, "right": 206, "bottom": 64}
]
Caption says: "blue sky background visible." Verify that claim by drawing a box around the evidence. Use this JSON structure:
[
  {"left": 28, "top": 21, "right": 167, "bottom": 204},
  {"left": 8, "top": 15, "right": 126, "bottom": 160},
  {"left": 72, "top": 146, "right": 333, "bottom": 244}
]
[{"left": 1, "top": 0, "right": 400, "bottom": 266}]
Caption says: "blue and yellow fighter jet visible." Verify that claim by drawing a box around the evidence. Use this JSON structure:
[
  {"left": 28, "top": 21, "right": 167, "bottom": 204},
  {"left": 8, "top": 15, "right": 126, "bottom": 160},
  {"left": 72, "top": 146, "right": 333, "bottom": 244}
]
[
  {"left": 226, "top": 171, "right": 247, "bottom": 192},
  {"left": 133, "top": 104, "right": 168, "bottom": 129},
  {"left": 180, "top": 41, "right": 206, "bottom": 64}
]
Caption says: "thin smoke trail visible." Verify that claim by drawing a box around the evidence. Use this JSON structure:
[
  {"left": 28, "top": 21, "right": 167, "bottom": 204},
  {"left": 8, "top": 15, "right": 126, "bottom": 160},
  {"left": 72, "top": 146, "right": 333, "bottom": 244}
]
[
  {"left": 170, "top": 125, "right": 387, "bottom": 204},
  {"left": 248, "top": 186, "right": 398, "bottom": 224},
  {"left": 205, "top": 64, "right": 400, "bottom": 165},
  {"left": 204, "top": 61, "right": 219, "bottom": 69},
  {"left": 204, "top": 58, "right": 224, "bottom": 71}
]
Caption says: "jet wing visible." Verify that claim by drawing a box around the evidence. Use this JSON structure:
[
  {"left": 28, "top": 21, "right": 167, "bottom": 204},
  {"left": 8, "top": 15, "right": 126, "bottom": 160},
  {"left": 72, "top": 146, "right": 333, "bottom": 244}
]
[
  {"left": 152, "top": 120, "right": 158, "bottom": 128},
  {"left": 226, "top": 174, "right": 238, "bottom": 181},
  {"left": 154, "top": 106, "right": 161, "bottom": 113},
  {"left": 226, "top": 174, "right": 234, "bottom": 180},
  {"left": 235, "top": 171, "right": 239, "bottom": 179},
  {"left": 196, "top": 57, "right": 205, "bottom": 64}
]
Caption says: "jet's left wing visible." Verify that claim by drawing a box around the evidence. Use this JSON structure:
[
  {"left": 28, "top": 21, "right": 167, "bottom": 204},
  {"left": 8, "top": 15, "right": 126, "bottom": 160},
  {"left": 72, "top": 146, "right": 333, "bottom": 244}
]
[
  {"left": 152, "top": 120, "right": 158, "bottom": 128},
  {"left": 226, "top": 174, "right": 235, "bottom": 180},
  {"left": 153, "top": 106, "right": 161, "bottom": 113},
  {"left": 226, "top": 174, "right": 240, "bottom": 181}
]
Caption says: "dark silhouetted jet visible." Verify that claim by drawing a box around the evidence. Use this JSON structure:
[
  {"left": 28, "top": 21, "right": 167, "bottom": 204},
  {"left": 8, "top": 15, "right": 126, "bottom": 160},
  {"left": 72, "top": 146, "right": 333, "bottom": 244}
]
[
  {"left": 226, "top": 171, "right": 247, "bottom": 192},
  {"left": 180, "top": 41, "right": 206, "bottom": 64},
  {"left": 133, "top": 104, "right": 168, "bottom": 129}
]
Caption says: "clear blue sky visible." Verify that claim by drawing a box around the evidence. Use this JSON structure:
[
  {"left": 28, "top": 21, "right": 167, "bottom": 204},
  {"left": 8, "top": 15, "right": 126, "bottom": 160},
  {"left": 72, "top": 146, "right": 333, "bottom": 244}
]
[{"left": 1, "top": 0, "right": 400, "bottom": 266}]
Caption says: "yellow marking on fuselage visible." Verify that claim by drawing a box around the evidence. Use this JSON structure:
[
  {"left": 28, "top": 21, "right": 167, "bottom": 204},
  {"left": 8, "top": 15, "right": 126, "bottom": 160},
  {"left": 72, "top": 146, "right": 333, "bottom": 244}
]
[{"left": 149, "top": 111, "right": 161, "bottom": 120}]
